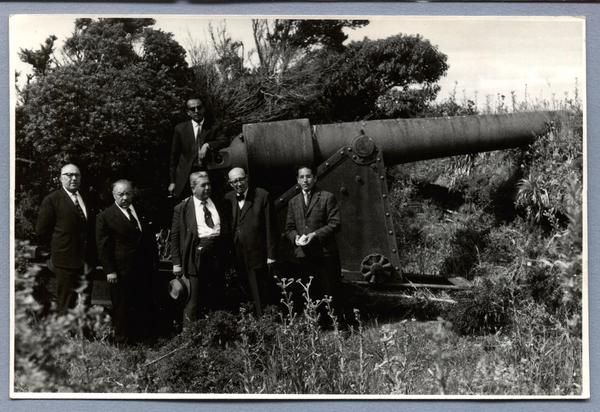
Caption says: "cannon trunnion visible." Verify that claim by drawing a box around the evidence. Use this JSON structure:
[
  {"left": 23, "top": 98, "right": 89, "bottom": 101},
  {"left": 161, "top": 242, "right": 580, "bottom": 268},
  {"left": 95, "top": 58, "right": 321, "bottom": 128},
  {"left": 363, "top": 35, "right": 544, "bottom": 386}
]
[{"left": 210, "top": 112, "right": 561, "bottom": 290}]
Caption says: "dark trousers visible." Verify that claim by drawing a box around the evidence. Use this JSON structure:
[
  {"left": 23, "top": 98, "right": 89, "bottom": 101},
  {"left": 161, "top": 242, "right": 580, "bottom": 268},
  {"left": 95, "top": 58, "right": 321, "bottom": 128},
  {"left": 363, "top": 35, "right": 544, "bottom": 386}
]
[
  {"left": 54, "top": 265, "right": 92, "bottom": 314},
  {"left": 109, "top": 265, "right": 155, "bottom": 344},
  {"left": 236, "top": 264, "right": 273, "bottom": 317},
  {"left": 183, "top": 237, "right": 225, "bottom": 325},
  {"left": 297, "top": 256, "right": 341, "bottom": 300}
]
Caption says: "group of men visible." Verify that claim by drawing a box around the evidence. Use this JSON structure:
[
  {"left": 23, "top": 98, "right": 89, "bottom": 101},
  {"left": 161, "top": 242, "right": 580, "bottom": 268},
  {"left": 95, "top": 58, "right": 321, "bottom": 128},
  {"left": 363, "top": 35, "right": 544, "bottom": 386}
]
[{"left": 35, "top": 97, "right": 343, "bottom": 344}]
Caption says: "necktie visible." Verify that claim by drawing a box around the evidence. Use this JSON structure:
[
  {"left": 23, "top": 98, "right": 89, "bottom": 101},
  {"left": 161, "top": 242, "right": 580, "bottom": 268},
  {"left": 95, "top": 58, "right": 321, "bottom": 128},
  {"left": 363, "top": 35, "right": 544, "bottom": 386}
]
[
  {"left": 126, "top": 207, "right": 141, "bottom": 231},
  {"left": 194, "top": 123, "right": 204, "bottom": 166},
  {"left": 236, "top": 193, "right": 245, "bottom": 201},
  {"left": 192, "top": 123, "right": 200, "bottom": 165},
  {"left": 303, "top": 191, "right": 310, "bottom": 207},
  {"left": 202, "top": 201, "right": 215, "bottom": 229},
  {"left": 73, "top": 196, "right": 86, "bottom": 221}
]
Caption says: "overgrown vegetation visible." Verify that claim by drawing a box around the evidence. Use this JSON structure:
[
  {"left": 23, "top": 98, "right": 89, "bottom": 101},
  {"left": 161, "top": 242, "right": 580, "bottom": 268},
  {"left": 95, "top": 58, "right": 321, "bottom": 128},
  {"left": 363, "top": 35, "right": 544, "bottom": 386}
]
[
  {"left": 386, "top": 90, "right": 583, "bottom": 394},
  {"left": 14, "top": 252, "right": 582, "bottom": 395}
]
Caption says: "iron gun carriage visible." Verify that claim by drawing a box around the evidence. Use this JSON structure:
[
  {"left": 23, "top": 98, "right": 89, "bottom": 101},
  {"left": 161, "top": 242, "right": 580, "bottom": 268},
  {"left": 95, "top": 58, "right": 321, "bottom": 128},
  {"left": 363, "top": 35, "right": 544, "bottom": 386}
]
[{"left": 207, "top": 111, "right": 562, "bottom": 291}]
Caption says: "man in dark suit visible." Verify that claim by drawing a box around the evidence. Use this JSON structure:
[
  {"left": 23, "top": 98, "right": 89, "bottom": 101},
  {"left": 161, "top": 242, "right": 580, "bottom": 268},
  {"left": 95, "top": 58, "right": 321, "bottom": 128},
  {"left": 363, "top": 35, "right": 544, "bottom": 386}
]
[
  {"left": 171, "top": 171, "right": 229, "bottom": 326},
  {"left": 36, "top": 163, "right": 96, "bottom": 313},
  {"left": 96, "top": 179, "right": 159, "bottom": 344},
  {"left": 168, "top": 97, "right": 229, "bottom": 199},
  {"left": 285, "top": 166, "right": 342, "bottom": 322},
  {"left": 224, "top": 167, "right": 276, "bottom": 316}
]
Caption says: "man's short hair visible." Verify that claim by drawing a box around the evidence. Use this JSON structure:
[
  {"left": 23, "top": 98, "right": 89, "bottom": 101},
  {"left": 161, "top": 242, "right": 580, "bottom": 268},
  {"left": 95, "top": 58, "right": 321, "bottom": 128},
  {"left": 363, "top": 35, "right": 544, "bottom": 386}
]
[
  {"left": 296, "top": 165, "right": 314, "bottom": 177},
  {"left": 190, "top": 171, "right": 210, "bottom": 188},
  {"left": 186, "top": 97, "right": 203, "bottom": 108},
  {"left": 60, "top": 163, "right": 80, "bottom": 175},
  {"left": 111, "top": 179, "right": 133, "bottom": 191}
]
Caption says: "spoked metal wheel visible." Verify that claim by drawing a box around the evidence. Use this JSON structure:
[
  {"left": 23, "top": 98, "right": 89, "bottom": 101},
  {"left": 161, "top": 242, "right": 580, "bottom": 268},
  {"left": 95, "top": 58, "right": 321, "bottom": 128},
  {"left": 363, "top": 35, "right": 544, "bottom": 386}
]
[{"left": 360, "top": 253, "right": 394, "bottom": 284}]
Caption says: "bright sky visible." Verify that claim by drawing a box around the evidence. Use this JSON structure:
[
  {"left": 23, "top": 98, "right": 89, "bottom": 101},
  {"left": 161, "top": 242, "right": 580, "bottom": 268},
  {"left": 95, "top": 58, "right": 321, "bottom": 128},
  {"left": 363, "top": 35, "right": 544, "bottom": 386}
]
[{"left": 10, "top": 15, "right": 585, "bottom": 108}]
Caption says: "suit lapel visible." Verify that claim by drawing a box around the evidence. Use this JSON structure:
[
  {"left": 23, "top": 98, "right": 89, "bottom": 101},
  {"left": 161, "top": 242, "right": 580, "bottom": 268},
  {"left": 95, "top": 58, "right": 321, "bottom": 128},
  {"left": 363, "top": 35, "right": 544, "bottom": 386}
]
[
  {"left": 197, "top": 126, "right": 209, "bottom": 145},
  {"left": 109, "top": 204, "right": 136, "bottom": 234},
  {"left": 305, "top": 190, "right": 319, "bottom": 216},
  {"left": 59, "top": 189, "right": 86, "bottom": 222},
  {"left": 239, "top": 189, "right": 253, "bottom": 222},
  {"left": 229, "top": 193, "right": 240, "bottom": 227},
  {"left": 185, "top": 197, "right": 198, "bottom": 232},
  {"left": 184, "top": 121, "right": 197, "bottom": 155}
]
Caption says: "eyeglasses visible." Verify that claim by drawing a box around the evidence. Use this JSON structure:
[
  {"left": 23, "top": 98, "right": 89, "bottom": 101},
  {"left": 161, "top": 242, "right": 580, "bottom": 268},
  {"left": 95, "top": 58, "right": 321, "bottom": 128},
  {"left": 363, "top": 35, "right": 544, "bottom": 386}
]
[
  {"left": 62, "top": 173, "right": 81, "bottom": 178},
  {"left": 229, "top": 178, "right": 246, "bottom": 184}
]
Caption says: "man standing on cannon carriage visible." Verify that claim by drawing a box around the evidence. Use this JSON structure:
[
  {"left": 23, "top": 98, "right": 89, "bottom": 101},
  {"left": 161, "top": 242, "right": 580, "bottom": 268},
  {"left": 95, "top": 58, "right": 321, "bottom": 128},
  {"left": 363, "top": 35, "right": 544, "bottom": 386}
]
[{"left": 167, "top": 97, "right": 229, "bottom": 200}]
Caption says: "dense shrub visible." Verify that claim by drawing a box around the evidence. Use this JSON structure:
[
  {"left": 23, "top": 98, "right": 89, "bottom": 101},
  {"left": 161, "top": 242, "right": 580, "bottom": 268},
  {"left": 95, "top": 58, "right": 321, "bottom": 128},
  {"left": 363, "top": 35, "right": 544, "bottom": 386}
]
[{"left": 446, "top": 276, "right": 519, "bottom": 336}]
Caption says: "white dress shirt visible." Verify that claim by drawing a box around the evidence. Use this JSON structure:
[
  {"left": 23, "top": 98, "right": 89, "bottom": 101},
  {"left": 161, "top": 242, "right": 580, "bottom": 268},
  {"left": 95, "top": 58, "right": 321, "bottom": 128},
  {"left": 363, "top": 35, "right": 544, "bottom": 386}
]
[
  {"left": 192, "top": 119, "right": 204, "bottom": 140},
  {"left": 237, "top": 188, "right": 248, "bottom": 209},
  {"left": 173, "top": 196, "right": 221, "bottom": 273},
  {"left": 192, "top": 196, "right": 220, "bottom": 237}
]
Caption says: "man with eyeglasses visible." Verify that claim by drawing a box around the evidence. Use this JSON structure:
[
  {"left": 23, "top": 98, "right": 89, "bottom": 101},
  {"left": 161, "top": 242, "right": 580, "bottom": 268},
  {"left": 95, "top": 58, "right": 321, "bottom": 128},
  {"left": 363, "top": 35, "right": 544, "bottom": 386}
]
[
  {"left": 36, "top": 163, "right": 96, "bottom": 313},
  {"left": 167, "top": 97, "right": 229, "bottom": 200},
  {"left": 224, "top": 167, "right": 277, "bottom": 316}
]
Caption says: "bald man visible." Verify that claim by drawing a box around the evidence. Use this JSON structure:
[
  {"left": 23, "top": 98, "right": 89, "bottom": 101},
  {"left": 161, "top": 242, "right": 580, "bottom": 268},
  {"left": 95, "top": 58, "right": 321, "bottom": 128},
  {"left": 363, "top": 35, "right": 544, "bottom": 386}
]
[
  {"left": 224, "top": 167, "right": 277, "bottom": 316},
  {"left": 36, "top": 163, "right": 96, "bottom": 313},
  {"left": 96, "top": 180, "right": 159, "bottom": 344}
]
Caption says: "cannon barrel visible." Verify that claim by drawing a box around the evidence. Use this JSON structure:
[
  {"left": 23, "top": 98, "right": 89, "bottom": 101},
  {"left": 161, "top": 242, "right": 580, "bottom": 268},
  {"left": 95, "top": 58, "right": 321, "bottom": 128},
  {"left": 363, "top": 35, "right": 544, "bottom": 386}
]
[
  {"left": 209, "top": 110, "right": 564, "bottom": 287},
  {"left": 212, "top": 111, "right": 563, "bottom": 177}
]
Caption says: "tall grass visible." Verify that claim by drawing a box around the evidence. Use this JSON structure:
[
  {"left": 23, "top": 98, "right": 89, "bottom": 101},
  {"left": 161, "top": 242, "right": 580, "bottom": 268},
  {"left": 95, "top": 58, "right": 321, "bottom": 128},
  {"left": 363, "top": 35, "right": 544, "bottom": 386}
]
[{"left": 14, "top": 262, "right": 582, "bottom": 395}]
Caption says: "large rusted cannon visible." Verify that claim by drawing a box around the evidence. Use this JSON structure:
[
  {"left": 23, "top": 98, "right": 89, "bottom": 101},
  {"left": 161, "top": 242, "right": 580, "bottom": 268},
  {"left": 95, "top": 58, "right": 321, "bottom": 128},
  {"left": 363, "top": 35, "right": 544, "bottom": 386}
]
[{"left": 207, "top": 111, "right": 562, "bottom": 290}]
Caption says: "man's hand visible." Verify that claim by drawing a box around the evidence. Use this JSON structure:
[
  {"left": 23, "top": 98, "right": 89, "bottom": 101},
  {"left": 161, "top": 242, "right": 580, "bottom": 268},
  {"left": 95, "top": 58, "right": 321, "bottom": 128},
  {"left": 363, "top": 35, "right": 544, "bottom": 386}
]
[
  {"left": 198, "top": 143, "right": 210, "bottom": 160},
  {"left": 167, "top": 182, "right": 175, "bottom": 195},
  {"left": 106, "top": 273, "right": 117, "bottom": 284},
  {"left": 304, "top": 232, "right": 316, "bottom": 244},
  {"left": 267, "top": 258, "right": 276, "bottom": 265}
]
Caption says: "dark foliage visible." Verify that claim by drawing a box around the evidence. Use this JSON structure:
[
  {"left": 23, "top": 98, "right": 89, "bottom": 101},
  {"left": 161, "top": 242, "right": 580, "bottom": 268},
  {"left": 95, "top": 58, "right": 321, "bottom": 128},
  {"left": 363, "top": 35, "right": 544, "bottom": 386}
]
[
  {"left": 447, "top": 277, "right": 519, "bottom": 336},
  {"left": 17, "top": 18, "right": 192, "bottom": 226}
]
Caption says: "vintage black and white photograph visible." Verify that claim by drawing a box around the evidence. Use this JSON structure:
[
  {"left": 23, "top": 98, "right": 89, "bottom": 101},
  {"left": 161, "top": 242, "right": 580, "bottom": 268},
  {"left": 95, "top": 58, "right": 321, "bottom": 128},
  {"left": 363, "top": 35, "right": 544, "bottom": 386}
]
[{"left": 10, "top": 14, "right": 587, "bottom": 398}]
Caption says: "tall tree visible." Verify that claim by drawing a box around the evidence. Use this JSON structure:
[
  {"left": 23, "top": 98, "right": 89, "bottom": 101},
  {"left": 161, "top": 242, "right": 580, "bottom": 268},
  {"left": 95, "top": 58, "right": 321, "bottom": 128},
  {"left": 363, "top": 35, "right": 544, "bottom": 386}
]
[
  {"left": 295, "top": 34, "right": 449, "bottom": 122},
  {"left": 18, "top": 18, "right": 192, "bottom": 213},
  {"left": 18, "top": 35, "right": 58, "bottom": 79},
  {"left": 251, "top": 19, "right": 368, "bottom": 76}
]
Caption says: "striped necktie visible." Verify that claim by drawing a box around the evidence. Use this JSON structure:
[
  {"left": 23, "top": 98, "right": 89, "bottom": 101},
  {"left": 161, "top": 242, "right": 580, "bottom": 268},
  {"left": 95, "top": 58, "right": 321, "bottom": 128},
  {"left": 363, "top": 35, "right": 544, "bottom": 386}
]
[
  {"left": 73, "top": 197, "right": 86, "bottom": 221},
  {"left": 202, "top": 201, "right": 214, "bottom": 228}
]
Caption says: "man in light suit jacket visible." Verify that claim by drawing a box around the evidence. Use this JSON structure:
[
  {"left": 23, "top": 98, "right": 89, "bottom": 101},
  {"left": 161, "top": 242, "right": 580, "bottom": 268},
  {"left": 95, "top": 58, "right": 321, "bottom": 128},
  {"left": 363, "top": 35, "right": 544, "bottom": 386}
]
[
  {"left": 36, "top": 163, "right": 96, "bottom": 313},
  {"left": 224, "top": 167, "right": 277, "bottom": 316},
  {"left": 167, "top": 97, "right": 229, "bottom": 199},
  {"left": 285, "top": 166, "right": 342, "bottom": 321},
  {"left": 171, "top": 171, "right": 229, "bottom": 325},
  {"left": 96, "top": 180, "right": 159, "bottom": 344}
]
